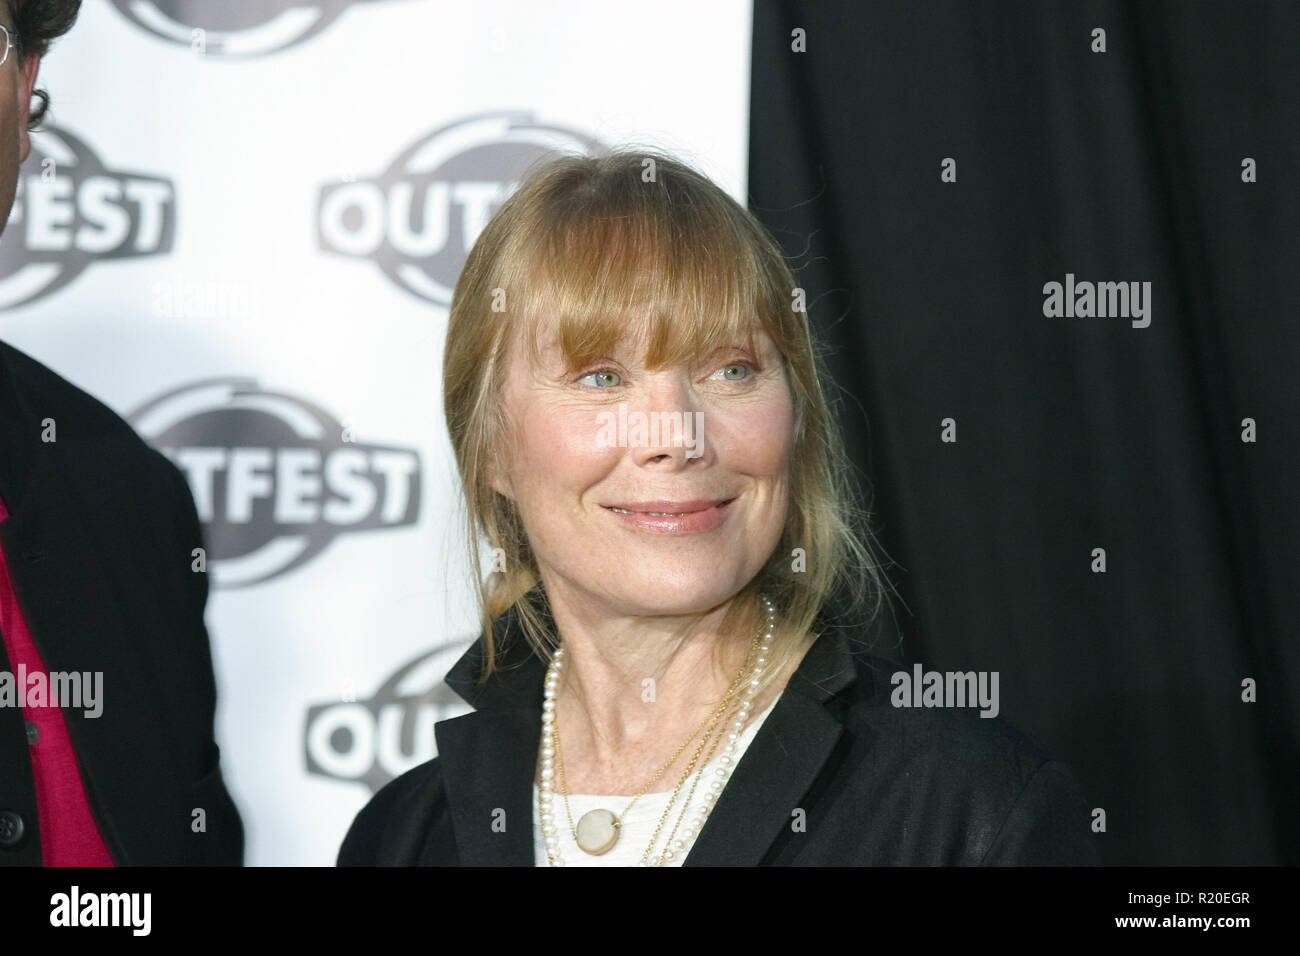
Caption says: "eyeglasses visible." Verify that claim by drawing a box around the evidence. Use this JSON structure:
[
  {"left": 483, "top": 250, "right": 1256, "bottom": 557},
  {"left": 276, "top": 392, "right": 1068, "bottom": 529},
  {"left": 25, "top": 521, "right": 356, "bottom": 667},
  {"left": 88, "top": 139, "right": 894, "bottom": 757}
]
[{"left": 0, "top": 25, "right": 19, "bottom": 68}]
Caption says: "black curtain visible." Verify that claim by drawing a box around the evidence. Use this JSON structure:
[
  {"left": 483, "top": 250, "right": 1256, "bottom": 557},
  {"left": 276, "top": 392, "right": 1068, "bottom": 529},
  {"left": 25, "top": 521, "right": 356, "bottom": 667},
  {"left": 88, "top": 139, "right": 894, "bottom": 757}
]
[{"left": 748, "top": 0, "right": 1298, "bottom": 865}]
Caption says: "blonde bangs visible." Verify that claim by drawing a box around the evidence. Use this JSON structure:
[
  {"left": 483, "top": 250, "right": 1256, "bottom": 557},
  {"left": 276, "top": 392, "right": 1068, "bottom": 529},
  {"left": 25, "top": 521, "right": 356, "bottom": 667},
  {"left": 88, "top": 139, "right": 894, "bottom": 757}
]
[{"left": 497, "top": 157, "right": 775, "bottom": 379}]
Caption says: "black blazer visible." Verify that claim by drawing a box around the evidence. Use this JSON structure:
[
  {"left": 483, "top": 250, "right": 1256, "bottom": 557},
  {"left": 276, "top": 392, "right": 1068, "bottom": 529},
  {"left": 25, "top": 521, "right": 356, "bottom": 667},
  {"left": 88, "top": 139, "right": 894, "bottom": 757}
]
[
  {"left": 339, "top": 601, "right": 1101, "bottom": 866},
  {"left": 0, "top": 340, "right": 243, "bottom": 865}
]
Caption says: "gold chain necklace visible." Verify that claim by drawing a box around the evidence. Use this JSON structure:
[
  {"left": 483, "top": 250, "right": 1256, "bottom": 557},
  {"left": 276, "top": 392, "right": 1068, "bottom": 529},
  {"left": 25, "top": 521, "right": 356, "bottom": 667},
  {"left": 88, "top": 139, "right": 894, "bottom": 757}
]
[{"left": 634, "top": 682, "right": 744, "bottom": 865}]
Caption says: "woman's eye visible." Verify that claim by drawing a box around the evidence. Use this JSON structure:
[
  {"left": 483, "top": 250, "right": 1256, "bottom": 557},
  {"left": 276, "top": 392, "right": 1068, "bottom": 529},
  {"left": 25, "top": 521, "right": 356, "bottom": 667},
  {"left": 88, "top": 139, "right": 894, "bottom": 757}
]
[
  {"left": 577, "top": 369, "right": 622, "bottom": 388},
  {"left": 712, "top": 363, "right": 753, "bottom": 381},
  {"left": 576, "top": 363, "right": 753, "bottom": 388}
]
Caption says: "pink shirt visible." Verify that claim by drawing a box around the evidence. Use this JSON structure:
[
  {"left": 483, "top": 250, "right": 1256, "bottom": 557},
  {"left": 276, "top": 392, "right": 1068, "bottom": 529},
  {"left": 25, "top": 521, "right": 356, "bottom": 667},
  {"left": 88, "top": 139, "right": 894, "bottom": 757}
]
[{"left": 0, "top": 492, "right": 115, "bottom": 866}]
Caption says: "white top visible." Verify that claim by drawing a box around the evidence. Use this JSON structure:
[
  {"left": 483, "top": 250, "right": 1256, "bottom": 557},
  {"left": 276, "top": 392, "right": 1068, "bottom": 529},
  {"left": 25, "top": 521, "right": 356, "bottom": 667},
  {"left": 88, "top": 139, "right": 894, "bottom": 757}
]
[{"left": 533, "top": 691, "right": 783, "bottom": 866}]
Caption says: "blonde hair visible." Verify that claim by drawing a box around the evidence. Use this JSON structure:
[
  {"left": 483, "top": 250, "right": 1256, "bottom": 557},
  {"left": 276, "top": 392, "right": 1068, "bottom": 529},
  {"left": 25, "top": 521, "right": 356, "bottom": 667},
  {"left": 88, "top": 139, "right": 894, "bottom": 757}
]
[{"left": 443, "top": 147, "right": 890, "bottom": 696}]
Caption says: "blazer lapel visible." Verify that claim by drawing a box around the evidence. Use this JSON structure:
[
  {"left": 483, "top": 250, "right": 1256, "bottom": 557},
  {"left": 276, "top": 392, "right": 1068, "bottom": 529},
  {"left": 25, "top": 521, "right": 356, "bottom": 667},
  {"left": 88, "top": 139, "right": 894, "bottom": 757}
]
[
  {"left": 434, "top": 704, "right": 542, "bottom": 866},
  {"left": 437, "top": 609, "right": 546, "bottom": 865},
  {"left": 683, "top": 622, "right": 857, "bottom": 865}
]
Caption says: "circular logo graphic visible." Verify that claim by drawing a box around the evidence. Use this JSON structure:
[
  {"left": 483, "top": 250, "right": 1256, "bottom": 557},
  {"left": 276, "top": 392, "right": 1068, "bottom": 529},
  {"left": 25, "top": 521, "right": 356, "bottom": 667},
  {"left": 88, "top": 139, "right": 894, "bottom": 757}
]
[
  {"left": 305, "top": 641, "right": 475, "bottom": 793},
  {"left": 129, "top": 378, "right": 421, "bottom": 588},
  {"left": 0, "top": 126, "right": 175, "bottom": 309},
  {"left": 317, "top": 111, "right": 605, "bottom": 307},
  {"left": 110, "top": 0, "right": 378, "bottom": 56}
]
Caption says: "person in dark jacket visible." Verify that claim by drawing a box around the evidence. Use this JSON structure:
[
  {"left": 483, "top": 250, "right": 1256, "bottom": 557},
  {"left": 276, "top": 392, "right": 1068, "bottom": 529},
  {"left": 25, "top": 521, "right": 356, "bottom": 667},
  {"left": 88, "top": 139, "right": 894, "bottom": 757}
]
[
  {"left": 0, "top": 0, "right": 242, "bottom": 866},
  {"left": 339, "top": 598, "right": 1099, "bottom": 866},
  {"left": 339, "top": 149, "right": 1099, "bottom": 866}
]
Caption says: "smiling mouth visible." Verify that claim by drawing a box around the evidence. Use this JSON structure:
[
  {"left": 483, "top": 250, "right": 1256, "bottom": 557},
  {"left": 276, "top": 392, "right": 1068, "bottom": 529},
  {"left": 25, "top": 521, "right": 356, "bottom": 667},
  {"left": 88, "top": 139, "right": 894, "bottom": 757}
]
[{"left": 602, "top": 498, "right": 737, "bottom": 517}]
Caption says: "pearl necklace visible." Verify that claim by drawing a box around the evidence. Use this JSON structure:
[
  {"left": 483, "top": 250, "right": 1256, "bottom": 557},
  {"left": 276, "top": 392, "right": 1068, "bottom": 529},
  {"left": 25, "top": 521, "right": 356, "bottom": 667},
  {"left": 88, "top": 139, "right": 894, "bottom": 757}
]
[{"left": 537, "top": 594, "right": 777, "bottom": 866}]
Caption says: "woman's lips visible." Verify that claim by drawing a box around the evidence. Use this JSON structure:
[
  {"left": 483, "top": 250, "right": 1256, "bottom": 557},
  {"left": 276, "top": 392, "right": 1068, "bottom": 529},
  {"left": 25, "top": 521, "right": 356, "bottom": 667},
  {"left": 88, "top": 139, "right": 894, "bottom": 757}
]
[{"left": 602, "top": 498, "right": 736, "bottom": 533}]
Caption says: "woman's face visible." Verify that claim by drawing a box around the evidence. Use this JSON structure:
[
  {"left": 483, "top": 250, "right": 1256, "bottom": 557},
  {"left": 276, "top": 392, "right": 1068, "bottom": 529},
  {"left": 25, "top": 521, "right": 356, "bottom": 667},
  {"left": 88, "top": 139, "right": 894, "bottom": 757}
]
[{"left": 492, "top": 321, "right": 794, "bottom": 621}]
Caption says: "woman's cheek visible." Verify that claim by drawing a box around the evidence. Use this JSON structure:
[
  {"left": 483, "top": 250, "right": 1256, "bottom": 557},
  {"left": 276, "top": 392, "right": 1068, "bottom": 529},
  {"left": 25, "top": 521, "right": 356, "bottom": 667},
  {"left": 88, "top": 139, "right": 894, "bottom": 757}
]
[
  {"left": 517, "top": 398, "right": 578, "bottom": 462},
  {"left": 732, "top": 402, "right": 794, "bottom": 468}
]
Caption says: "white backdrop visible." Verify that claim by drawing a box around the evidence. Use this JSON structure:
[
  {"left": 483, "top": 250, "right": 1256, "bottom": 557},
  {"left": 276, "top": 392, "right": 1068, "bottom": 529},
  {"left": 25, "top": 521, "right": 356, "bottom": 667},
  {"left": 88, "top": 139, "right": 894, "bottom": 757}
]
[{"left": 0, "top": 0, "right": 751, "bottom": 865}]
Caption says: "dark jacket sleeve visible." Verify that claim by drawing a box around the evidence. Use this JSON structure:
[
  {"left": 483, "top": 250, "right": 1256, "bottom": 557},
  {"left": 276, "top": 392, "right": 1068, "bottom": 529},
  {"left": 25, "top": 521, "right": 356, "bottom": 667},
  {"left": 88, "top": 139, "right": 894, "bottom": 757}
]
[
  {"left": 338, "top": 759, "right": 454, "bottom": 865},
  {"left": 157, "top": 451, "right": 245, "bottom": 865},
  {"left": 978, "top": 759, "right": 1101, "bottom": 865}
]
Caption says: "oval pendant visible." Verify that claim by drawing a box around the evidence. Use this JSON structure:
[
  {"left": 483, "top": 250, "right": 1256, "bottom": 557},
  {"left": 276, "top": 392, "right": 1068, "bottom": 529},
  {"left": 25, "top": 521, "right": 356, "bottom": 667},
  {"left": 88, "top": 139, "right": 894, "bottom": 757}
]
[{"left": 575, "top": 808, "right": 620, "bottom": 855}]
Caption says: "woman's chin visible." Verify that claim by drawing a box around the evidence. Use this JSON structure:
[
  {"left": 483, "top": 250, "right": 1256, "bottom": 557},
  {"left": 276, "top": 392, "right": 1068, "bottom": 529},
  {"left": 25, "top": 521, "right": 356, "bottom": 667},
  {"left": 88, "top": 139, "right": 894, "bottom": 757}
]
[{"left": 596, "top": 579, "right": 740, "bottom": 614}]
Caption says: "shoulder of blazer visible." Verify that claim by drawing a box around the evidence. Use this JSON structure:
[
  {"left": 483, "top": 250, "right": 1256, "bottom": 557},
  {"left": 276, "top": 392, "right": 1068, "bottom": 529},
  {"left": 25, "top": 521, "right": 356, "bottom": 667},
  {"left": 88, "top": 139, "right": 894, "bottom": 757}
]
[
  {"left": 801, "top": 638, "right": 1099, "bottom": 865},
  {"left": 0, "top": 339, "right": 183, "bottom": 515},
  {"left": 834, "top": 642, "right": 1064, "bottom": 780},
  {"left": 793, "top": 604, "right": 1065, "bottom": 776},
  {"left": 337, "top": 757, "right": 452, "bottom": 866},
  {"left": 837, "top": 633, "right": 1056, "bottom": 757},
  {"left": 0, "top": 339, "right": 156, "bottom": 446}
]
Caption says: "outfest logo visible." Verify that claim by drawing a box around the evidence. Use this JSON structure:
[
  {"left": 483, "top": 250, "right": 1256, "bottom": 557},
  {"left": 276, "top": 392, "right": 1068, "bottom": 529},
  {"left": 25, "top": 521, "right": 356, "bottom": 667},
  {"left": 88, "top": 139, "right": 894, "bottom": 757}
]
[
  {"left": 0, "top": 126, "right": 175, "bottom": 309},
  {"left": 317, "top": 111, "right": 606, "bottom": 307},
  {"left": 109, "top": 0, "right": 388, "bottom": 57},
  {"left": 305, "top": 641, "right": 473, "bottom": 793},
  {"left": 128, "top": 378, "right": 421, "bottom": 589}
]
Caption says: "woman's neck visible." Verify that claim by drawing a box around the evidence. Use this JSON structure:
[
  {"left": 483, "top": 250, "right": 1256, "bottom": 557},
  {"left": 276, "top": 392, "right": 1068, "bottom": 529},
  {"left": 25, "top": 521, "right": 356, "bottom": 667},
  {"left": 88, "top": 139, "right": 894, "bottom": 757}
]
[{"left": 539, "top": 591, "right": 789, "bottom": 795}]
